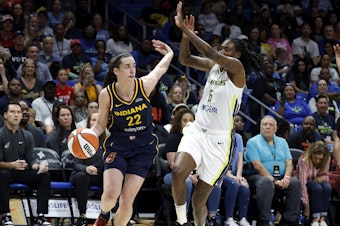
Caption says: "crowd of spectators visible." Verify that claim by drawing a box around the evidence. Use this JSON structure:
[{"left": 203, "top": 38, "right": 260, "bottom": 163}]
[{"left": 0, "top": 0, "right": 340, "bottom": 226}]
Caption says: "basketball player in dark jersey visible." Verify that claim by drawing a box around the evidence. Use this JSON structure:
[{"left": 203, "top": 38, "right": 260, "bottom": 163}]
[{"left": 90, "top": 40, "right": 173, "bottom": 226}]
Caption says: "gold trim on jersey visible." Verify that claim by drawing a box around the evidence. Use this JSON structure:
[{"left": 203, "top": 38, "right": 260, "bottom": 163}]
[
  {"left": 112, "top": 79, "right": 138, "bottom": 105},
  {"left": 139, "top": 79, "right": 150, "bottom": 103},
  {"left": 106, "top": 86, "right": 115, "bottom": 130}
]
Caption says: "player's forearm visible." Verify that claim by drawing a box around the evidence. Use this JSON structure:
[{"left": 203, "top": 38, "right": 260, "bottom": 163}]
[
  {"left": 178, "top": 38, "right": 191, "bottom": 65},
  {"left": 180, "top": 27, "right": 213, "bottom": 58}
]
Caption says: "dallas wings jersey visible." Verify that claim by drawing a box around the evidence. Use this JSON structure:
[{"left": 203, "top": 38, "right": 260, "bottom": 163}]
[
  {"left": 104, "top": 79, "right": 155, "bottom": 152},
  {"left": 195, "top": 63, "right": 244, "bottom": 131}
]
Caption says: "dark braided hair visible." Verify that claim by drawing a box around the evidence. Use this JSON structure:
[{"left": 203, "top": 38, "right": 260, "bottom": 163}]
[
  {"left": 104, "top": 52, "right": 133, "bottom": 87},
  {"left": 230, "top": 38, "right": 263, "bottom": 77}
]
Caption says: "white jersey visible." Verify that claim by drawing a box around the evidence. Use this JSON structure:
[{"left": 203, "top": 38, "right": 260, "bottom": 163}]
[{"left": 195, "top": 63, "right": 244, "bottom": 131}]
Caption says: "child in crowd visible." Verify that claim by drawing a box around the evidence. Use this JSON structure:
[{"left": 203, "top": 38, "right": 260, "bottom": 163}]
[{"left": 55, "top": 68, "right": 74, "bottom": 106}]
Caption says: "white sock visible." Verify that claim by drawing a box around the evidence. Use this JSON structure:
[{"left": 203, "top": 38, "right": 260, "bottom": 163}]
[{"left": 175, "top": 203, "right": 187, "bottom": 225}]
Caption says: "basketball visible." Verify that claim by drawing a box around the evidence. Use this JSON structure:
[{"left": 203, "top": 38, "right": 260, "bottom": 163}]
[{"left": 67, "top": 128, "right": 99, "bottom": 159}]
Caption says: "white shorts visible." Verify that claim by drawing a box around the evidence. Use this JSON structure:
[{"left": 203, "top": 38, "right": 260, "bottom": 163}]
[{"left": 177, "top": 122, "right": 234, "bottom": 186}]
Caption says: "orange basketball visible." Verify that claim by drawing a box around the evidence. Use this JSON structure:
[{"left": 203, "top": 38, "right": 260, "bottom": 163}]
[{"left": 67, "top": 128, "right": 99, "bottom": 159}]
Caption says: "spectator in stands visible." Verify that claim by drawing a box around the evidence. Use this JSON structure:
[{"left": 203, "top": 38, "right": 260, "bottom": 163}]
[
  {"left": 333, "top": 118, "right": 340, "bottom": 168},
  {"left": 47, "top": 105, "right": 76, "bottom": 156},
  {"left": 0, "top": 57, "right": 9, "bottom": 98},
  {"left": 52, "top": 23, "right": 71, "bottom": 59},
  {"left": 23, "top": 13, "right": 44, "bottom": 47},
  {"left": 176, "top": 75, "right": 198, "bottom": 109},
  {"left": 39, "top": 36, "right": 61, "bottom": 70},
  {"left": 22, "top": 0, "right": 35, "bottom": 20},
  {"left": 308, "top": 79, "right": 339, "bottom": 119},
  {"left": 106, "top": 24, "right": 133, "bottom": 56},
  {"left": 11, "top": 3, "right": 26, "bottom": 32},
  {"left": 72, "top": 91, "right": 87, "bottom": 123},
  {"left": 295, "top": 141, "right": 331, "bottom": 226},
  {"left": 139, "top": 0, "right": 168, "bottom": 38},
  {"left": 220, "top": 132, "right": 251, "bottom": 226},
  {"left": 308, "top": 67, "right": 340, "bottom": 103},
  {"left": 247, "top": 26, "right": 262, "bottom": 54},
  {"left": 197, "top": 0, "right": 219, "bottom": 40},
  {"left": 311, "top": 16, "right": 323, "bottom": 43},
  {"left": 92, "top": 40, "right": 112, "bottom": 82},
  {"left": 288, "top": 116, "right": 324, "bottom": 151},
  {"left": 47, "top": 0, "right": 64, "bottom": 30},
  {"left": 37, "top": 9, "right": 54, "bottom": 37},
  {"left": 212, "top": 9, "right": 242, "bottom": 39},
  {"left": 333, "top": 21, "right": 340, "bottom": 41},
  {"left": 19, "top": 100, "right": 46, "bottom": 147},
  {"left": 164, "top": 108, "right": 196, "bottom": 214},
  {"left": 55, "top": 68, "right": 74, "bottom": 106},
  {"left": 291, "top": 23, "right": 320, "bottom": 73},
  {"left": 244, "top": 115, "right": 302, "bottom": 226},
  {"left": 234, "top": 115, "right": 248, "bottom": 146},
  {"left": 0, "top": 78, "right": 30, "bottom": 116},
  {"left": 31, "top": 80, "right": 58, "bottom": 129},
  {"left": 62, "top": 11, "right": 82, "bottom": 40},
  {"left": 317, "top": 25, "right": 340, "bottom": 56},
  {"left": 70, "top": 112, "right": 104, "bottom": 226},
  {"left": 272, "top": 83, "right": 312, "bottom": 129},
  {"left": 93, "top": 13, "right": 109, "bottom": 42},
  {"left": 310, "top": 54, "right": 340, "bottom": 85},
  {"left": 10, "top": 30, "right": 27, "bottom": 70},
  {"left": 62, "top": 39, "right": 91, "bottom": 79},
  {"left": 231, "top": 3, "right": 248, "bottom": 29},
  {"left": 311, "top": 95, "right": 337, "bottom": 145},
  {"left": 166, "top": 84, "right": 185, "bottom": 123},
  {"left": 132, "top": 39, "right": 156, "bottom": 77},
  {"left": 266, "top": 23, "right": 293, "bottom": 64},
  {"left": 80, "top": 25, "right": 97, "bottom": 58},
  {"left": 76, "top": 101, "right": 99, "bottom": 129},
  {"left": 287, "top": 59, "right": 311, "bottom": 95},
  {"left": 0, "top": 102, "right": 53, "bottom": 226},
  {"left": 324, "top": 40, "right": 337, "bottom": 69},
  {"left": 74, "top": 0, "right": 92, "bottom": 31},
  {"left": 248, "top": 62, "right": 283, "bottom": 129},
  {"left": 0, "top": 14, "right": 14, "bottom": 48},
  {"left": 17, "top": 43, "right": 53, "bottom": 84},
  {"left": 18, "top": 58, "right": 44, "bottom": 103},
  {"left": 73, "top": 63, "right": 102, "bottom": 105},
  {"left": 273, "top": 48, "right": 291, "bottom": 82}
]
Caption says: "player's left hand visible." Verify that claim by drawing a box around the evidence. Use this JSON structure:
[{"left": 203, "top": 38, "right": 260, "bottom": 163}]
[{"left": 152, "top": 39, "right": 173, "bottom": 56}]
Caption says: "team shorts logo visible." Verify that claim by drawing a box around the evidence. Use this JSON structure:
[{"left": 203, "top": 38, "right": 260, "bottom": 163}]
[{"left": 106, "top": 152, "right": 116, "bottom": 163}]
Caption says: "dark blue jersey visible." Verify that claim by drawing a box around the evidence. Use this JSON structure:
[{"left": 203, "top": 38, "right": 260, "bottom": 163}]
[{"left": 104, "top": 79, "right": 156, "bottom": 154}]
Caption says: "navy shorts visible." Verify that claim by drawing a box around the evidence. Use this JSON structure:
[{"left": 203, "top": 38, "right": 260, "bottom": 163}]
[{"left": 103, "top": 142, "right": 157, "bottom": 178}]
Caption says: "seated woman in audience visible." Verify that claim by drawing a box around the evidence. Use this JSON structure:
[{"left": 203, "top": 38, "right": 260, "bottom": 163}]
[
  {"left": 164, "top": 108, "right": 196, "bottom": 215},
  {"left": 19, "top": 58, "right": 44, "bottom": 103},
  {"left": 271, "top": 83, "right": 312, "bottom": 130},
  {"left": 70, "top": 112, "right": 104, "bottom": 226},
  {"left": 166, "top": 84, "right": 185, "bottom": 122},
  {"left": 221, "top": 132, "right": 251, "bottom": 226},
  {"left": 73, "top": 63, "right": 102, "bottom": 106},
  {"left": 72, "top": 91, "right": 87, "bottom": 123},
  {"left": 46, "top": 105, "right": 76, "bottom": 156},
  {"left": 295, "top": 141, "right": 331, "bottom": 226},
  {"left": 287, "top": 59, "right": 310, "bottom": 95},
  {"left": 106, "top": 24, "right": 133, "bottom": 56}
]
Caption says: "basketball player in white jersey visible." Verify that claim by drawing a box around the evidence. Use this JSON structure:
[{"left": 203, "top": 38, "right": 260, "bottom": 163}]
[{"left": 172, "top": 2, "right": 264, "bottom": 226}]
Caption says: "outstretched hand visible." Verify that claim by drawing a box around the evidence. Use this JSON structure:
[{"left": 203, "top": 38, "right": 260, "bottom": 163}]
[
  {"left": 175, "top": 1, "right": 195, "bottom": 38},
  {"left": 152, "top": 39, "right": 173, "bottom": 56}
]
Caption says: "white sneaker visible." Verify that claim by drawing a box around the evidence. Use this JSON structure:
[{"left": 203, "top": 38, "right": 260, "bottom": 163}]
[
  {"left": 311, "top": 222, "right": 320, "bottom": 226},
  {"left": 320, "top": 221, "right": 328, "bottom": 226},
  {"left": 225, "top": 218, "right": 239, "bottom": 226},
  {"left": 239, "top": 218, "right": 251, "bottom": 226}
]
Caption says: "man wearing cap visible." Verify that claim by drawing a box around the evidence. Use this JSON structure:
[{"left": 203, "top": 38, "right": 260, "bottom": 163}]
[
  {"left": 0, "top": 14, "right": 14, "bottom": 48},
  {"left": 62, "top": 39, "right": 91, "bottom": 79},
  {"left": 31, "top": 80, "right": 58, "bottom": 131},
  {"left": 16, "top": 43, "right": 53, "bottom": 83},
  {"left": 10, "top": 30, "right": 27, "bottom": 70}
]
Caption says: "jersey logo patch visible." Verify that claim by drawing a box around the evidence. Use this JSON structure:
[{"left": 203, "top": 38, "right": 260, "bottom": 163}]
[{"left": 106, "top": 152, "right": 116, "bottom": 163}]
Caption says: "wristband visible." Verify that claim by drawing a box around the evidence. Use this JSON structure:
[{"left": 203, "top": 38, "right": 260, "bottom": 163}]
[{"left": 284, "top": 175, "right": 291, "bottom": 180}]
